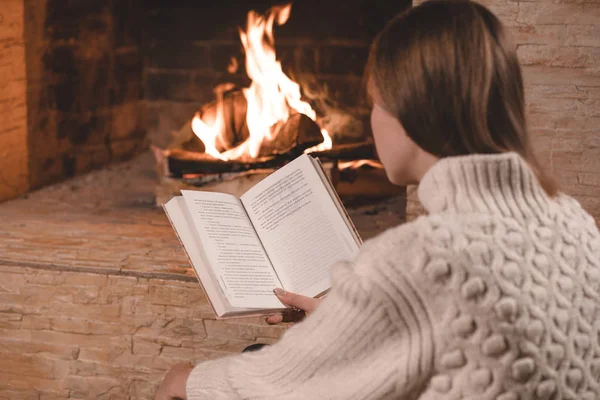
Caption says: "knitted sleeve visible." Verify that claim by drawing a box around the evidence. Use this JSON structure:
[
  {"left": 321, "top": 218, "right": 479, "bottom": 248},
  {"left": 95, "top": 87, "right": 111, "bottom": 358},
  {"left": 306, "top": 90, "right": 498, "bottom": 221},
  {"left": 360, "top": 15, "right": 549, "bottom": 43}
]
[{"left": 186, "top": 237, "right": 434, "bottom": 399}]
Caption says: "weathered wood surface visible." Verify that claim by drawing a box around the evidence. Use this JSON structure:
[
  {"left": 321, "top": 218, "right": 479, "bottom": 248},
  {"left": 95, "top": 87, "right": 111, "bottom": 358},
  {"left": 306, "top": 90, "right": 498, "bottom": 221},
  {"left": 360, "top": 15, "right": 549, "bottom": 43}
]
[{"left": 0, "top": 151, "right": 406, "bottom": 280}]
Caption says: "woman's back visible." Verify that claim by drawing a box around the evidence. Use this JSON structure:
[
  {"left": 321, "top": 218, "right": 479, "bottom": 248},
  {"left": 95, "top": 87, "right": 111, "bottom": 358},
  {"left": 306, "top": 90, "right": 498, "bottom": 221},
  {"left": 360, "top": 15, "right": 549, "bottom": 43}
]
[{"left": 368, "top": 152, "right": 600, "bottom": 399}]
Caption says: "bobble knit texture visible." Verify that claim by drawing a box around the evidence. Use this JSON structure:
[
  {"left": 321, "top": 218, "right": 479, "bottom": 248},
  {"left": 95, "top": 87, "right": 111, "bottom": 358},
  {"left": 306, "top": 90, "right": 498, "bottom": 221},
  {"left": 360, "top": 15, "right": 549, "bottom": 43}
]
[{"left": 186, "top": 153, "right": 600, "bottom": 399}]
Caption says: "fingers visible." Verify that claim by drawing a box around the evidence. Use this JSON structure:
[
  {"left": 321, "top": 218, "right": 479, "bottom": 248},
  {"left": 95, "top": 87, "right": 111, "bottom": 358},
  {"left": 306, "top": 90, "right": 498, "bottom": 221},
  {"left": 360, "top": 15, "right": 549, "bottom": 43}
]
[
  {"left": 265, "top": 308, "right": 306, "bottom": 325},
  {"left": 273, "top": 288, "right": 320, "bottom": 313},
  {"left": 265, "top": 288, "right": 320, "bottom": 325},
  {"left": 265, "top": 314, "right": 283, "bottom": 324}
]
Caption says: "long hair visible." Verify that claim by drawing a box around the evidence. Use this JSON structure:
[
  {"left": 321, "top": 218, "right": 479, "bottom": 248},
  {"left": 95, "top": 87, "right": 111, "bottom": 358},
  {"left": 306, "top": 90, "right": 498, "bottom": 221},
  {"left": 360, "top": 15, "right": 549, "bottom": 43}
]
[{"left": 366, "top": 0, "right": 557, "bottom": 196}]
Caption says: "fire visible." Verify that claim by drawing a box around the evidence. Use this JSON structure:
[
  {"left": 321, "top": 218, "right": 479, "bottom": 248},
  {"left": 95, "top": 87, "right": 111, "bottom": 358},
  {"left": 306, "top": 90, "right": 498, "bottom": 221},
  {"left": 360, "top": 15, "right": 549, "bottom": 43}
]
[{"left": 192, "top": 3, "right": 332, "bottom": 161}]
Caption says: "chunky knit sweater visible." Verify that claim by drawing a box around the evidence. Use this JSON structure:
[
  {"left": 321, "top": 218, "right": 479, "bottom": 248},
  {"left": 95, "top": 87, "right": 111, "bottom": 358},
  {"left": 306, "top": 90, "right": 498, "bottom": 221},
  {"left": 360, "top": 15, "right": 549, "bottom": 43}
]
[{"left": 186, "top": 152, "right": 600, "bottom": 399}]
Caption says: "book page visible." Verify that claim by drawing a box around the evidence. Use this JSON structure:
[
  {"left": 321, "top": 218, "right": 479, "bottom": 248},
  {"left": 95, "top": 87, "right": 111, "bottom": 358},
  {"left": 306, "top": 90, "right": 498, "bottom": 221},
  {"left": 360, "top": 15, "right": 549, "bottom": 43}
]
[
  {"left": 240, "top": 155, "right": 360, "bottom": 296},
  {"left": 181, "top": 191, "right": 283, "bottom": 309},
  {"left": 163, "top": 197, "right": 230, "bottom": 317}
]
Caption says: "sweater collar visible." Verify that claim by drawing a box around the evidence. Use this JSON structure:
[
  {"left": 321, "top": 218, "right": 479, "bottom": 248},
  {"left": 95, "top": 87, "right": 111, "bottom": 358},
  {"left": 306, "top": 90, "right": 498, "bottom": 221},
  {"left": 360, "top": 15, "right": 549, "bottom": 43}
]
[{"left": 417, "top": 152, "right": 552, "bottom": 219}]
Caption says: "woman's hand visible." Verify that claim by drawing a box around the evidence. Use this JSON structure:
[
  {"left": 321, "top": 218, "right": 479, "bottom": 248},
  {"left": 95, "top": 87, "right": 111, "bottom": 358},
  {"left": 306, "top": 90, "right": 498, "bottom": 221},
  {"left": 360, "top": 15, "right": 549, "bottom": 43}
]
[
  {"left": 265, "top": 288, "right": 323, "bottom": 325},
  {"left": 154, "top": 362, "right": 194, "bottom": 400}
]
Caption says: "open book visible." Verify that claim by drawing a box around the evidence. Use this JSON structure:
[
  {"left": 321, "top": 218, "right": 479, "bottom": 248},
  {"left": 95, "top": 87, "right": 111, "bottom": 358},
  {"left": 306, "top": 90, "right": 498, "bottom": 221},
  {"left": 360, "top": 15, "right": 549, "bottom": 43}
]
[{"left": 163, "top": 154, "right": 362, "bottom": 318}]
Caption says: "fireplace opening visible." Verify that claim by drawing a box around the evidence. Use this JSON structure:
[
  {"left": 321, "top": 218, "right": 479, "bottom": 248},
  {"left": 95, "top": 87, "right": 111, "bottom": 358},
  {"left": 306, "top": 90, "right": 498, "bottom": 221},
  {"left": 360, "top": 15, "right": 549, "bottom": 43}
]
[
  {"left": 145, "top": 0, "right": 412, "bottom": 204},
  {"left": 18, "top": 0, "right": 412, "bottom": 205}
]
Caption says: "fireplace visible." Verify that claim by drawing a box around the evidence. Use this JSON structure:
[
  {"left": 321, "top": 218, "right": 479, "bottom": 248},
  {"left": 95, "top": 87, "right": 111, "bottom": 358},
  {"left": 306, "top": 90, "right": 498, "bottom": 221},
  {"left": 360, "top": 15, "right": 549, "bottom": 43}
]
[
  {"left": 0, "top": 2, "right": 408, "bottom": 397},
  {"left": 1, "top": 1, "right": 597, "bottom": 396},
  {"left": 144, "top": 0, "right": 411, "bottom": 148},
  {"left": 0, "top": 4, "right": 412, "bottom": 395},
  {"left": 146, "top": 0, "right": 412, "bottom": 204},
  {"left": 2, "top": 0, "right": 411, "bottom": 204}
]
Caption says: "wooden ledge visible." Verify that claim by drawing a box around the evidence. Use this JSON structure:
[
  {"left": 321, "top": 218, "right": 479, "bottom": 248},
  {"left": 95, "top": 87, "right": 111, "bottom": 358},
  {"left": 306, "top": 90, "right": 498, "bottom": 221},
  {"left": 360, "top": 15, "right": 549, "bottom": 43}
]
[{"left": 0, "top": 152, "right": 406, "bottom": 281}]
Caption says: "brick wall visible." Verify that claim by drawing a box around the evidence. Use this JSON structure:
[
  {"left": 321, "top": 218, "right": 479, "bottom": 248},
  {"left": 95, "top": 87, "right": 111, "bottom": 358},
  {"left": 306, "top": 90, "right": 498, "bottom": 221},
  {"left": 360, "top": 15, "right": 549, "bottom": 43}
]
[
  {"left": 408, "top": 0, "right": 600, "bottom": 224},
  {"left": 0, "top": 0, "right": 29, "bottom": 202},
  {"left": 0, "top": 265, "right": 287, "bottom": 399},
  {"left": 144, "top": 0, "right": 411, "bottom": 148},
  {"left": 24, "top": 0, "right": 146, "bottom": 191}
]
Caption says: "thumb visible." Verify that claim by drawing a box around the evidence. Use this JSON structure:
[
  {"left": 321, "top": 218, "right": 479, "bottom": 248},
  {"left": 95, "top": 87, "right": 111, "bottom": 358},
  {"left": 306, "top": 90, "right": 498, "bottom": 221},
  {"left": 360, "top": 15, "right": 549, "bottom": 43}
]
[{"left": 273, "top": 288, "right": 318, "bottom": 313}]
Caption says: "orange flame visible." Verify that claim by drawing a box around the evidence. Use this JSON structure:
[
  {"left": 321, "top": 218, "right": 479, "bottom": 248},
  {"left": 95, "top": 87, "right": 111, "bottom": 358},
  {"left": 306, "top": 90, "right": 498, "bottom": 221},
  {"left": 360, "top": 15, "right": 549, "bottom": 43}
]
[{"left": 191, "top": 3, "right": 332, "bottom": 161}]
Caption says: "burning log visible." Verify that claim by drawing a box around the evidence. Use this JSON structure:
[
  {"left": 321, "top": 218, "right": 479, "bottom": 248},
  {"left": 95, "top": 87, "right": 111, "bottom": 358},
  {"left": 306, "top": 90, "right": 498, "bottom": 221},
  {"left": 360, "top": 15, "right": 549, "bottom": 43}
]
[
  {"left": 164, "top": 142, "right": 375, "bottom": 177},
  {"left": 255, "top": 111, "right": 324, "bottom": 156},
  {"left": 172, "top": 3, "right": 337, "bottom": 163},
  {"left": 166, "top": 113, "right": 324, "bottom": 176},
  {"left": 180, "top": 89, "right": 249, "bottom": 154},
  {"left": 152, "top": 3, "right": 402, "bottom": 208},
  {"left": 165, "top": 140, "right": 376, "bottom": 177},
  {"left": 180, "top": 90, "right": 325, "bottom": 161},
  {"left": 166, "top": 150, "right": 286, "bottom": 176},
  {"left": 309, "top": 141, "right": 376, "bottom": 160}
]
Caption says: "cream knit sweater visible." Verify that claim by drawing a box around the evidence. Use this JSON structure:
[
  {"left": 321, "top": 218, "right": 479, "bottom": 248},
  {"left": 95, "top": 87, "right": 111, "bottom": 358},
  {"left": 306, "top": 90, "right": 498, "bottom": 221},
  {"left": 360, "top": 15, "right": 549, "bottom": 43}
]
[{"left": 186, "top": 152, "right": 600, "bottom": 399}]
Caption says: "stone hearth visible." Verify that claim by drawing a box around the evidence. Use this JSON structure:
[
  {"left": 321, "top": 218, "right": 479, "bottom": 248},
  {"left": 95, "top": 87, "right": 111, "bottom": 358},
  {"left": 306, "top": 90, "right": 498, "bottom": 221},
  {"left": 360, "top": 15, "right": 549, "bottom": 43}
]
[{"left": 0, "top": 152, "right": 405, "bottom": 399}]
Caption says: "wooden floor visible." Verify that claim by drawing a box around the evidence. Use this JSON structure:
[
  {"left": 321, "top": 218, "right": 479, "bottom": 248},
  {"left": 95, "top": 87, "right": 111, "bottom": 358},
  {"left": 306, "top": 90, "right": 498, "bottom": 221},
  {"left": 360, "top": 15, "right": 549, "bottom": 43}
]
[{"left": 0, "top": 152, "right": 406, "bottom": 399}]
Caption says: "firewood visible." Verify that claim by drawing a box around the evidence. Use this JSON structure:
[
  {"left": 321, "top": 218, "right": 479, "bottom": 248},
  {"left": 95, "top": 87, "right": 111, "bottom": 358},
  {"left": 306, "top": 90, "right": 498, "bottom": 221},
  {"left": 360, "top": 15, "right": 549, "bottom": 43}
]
[
  {"left": 177, "top": 89, "right": 249, "bottom": 154},
  {"left": 254, "top": 113, "right": 323, "bottom": 157},
  {"left": 166, "top": 114, "right": 325, "bottom": 176},
  {"left": 308, "top": 141, "right": 376, "bottom": 160},
  {"left": 166, "top": 149, "right": 286, "bottom": 176},
  {"left": 177, "top": 89, "right": 325, "bottom": 158}
]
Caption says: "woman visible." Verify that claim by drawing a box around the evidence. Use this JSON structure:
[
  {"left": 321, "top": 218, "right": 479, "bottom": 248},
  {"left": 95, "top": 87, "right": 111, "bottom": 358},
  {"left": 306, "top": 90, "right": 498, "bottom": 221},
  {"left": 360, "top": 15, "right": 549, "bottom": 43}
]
[{"left": 156, "top": 0, "right": 600, "bottom": 398}]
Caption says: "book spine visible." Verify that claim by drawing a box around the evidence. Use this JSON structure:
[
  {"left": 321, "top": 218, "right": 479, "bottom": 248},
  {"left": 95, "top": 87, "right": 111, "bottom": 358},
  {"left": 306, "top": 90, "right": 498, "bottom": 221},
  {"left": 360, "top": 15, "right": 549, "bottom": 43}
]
[{"left": 313, "top": 157, "right": 364, "bottom": 245}]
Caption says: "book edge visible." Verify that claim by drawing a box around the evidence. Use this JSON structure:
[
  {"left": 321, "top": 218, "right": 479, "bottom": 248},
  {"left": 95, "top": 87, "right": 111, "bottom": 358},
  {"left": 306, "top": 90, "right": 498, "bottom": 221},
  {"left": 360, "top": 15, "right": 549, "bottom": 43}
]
[
  {"left": 162, "top": 198, "right": 289, "bottom": 319},
  {"left": 311, "top": 156, "right": 363, "bottom": 246}
]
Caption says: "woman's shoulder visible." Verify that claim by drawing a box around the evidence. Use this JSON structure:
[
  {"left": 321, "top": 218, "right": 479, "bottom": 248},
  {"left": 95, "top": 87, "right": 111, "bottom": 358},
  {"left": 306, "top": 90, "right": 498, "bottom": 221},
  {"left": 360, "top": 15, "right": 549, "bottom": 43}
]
[
  {"left": 359, "top": 212, "right": 494, "bottom": 255},
  {"left": 352, "top": 211, "right": 524, "bottom": 280},
  {"left": 553, "top": 193, "right": 598, "bottom": 229},
  {"left": 352, "top": 213, "right": 474, "bottom": 275}
]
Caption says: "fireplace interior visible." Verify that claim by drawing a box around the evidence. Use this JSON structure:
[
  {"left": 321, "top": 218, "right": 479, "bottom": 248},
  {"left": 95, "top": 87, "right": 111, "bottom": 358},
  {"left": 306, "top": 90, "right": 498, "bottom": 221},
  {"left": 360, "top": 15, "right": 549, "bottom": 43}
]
[
  {"left": 146, "top": 1, "right": 414, "bottom": 204},
  {"left": 145, "top": 0, "right": 412, "bottom": 204},
  {"left": 144, "top": 0, "right": 410, "bottom": 148},
  {"left": 16, "top": 0, "right": 413, "bottom": 206}
]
